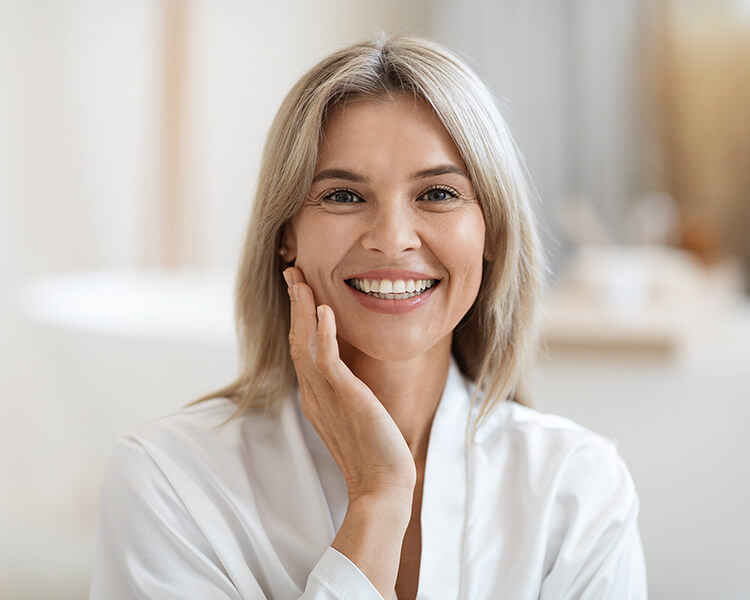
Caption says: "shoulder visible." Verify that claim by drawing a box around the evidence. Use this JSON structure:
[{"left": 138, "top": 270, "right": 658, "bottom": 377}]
[
  {"left": 472, "top": 402, "right": 646, "bottom": 594},
  {"left": 91, "top": 398, "right": 282, "bottom": 598},
  {"left": 94, "top": 398, "right": 287, "bottom": 567},
  {"left": 98, "top": 398, "right": 243, "bottom": 513},
  {"left": 480, "top": 400, "right": 633, "bottom": 489},
  {"left": 115, "top": 396, "right": 278, "bottom": 460},
  {"left": 104, "top": 395, "right": 231, "bottom": 453},
  {"left": 475, "top": 400, "right": 639, "bottom": 535},
  {"left": 124, "top": 396, "right": 246, "bottom": 451},
  {"left": 99, "top": 397, "right": 289, "bottom": 514}
]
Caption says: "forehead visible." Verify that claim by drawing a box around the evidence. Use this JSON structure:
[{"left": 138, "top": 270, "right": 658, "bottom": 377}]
[{"left": 316, "top": 95, "right": 466, "bottom": 171}]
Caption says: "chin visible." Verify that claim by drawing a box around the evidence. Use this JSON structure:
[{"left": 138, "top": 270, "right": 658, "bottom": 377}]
[{"left": 339, "top": 328, "right": 444, "bottom": 363}]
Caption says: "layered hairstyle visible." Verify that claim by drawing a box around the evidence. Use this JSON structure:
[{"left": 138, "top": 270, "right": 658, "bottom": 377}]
[{"left": 189, "top": 34, "right": 546, "bottom": 434}]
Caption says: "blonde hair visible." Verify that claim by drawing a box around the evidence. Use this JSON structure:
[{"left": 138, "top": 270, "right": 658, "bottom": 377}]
[{"left": 188, "top": 34, "right": 546, "bottom": 434}]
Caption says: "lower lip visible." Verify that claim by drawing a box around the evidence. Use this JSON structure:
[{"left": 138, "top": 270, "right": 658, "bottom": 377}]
[{"left": 344, "top": 281, "right": 439, "bottom": 314}]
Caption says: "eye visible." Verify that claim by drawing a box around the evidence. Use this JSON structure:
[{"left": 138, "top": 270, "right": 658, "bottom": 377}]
[
  {"left": 323, "top": 188, "right": 363, "bottom": 204},
  {"left": 418, "top": 185, "right": 459, "bottom": 203}
]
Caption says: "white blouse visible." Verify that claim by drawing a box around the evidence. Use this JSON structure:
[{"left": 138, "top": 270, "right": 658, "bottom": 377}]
[{"left": 90, "top": 357, "right": 647, "bottom": 599}]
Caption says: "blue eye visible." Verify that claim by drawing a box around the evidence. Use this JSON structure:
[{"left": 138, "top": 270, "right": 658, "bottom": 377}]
[
  {"left": 325, "top": 189, "right": 362, "bottom": 203},
  {"left": 419, "top": 186, "right": 458, "bottom": 202},
  {"left": 321, "top": 185, "right": 458, "bottom": 205}
]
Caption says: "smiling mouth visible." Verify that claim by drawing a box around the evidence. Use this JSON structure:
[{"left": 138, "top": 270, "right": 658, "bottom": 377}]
[{"left": 345, "top": 277, "right": 440, "bottom": 300}]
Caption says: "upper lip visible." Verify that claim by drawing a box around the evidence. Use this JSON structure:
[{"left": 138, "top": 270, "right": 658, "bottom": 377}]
[{"left": 344, "top": 269, "right": 442, "bottom": 281}]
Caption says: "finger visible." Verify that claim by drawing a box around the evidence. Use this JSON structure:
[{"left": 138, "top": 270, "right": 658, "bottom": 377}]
[
  {"left": 297, "top": 281, "right": 319, "bottom": 360},
  {"left": 285, "top": 267, "right": 306, "bottom": 368},
  {"left": 292, "top": 308, "right": 334, "bottom": 421},
  {"left": 286, "top": 266, "right": 307, "bottom": 287},
  {"left": 290, "top": 312, "right": 327, "bottom": 395},
  {"left": 313, "top": 304, "right": 351, "bottom": 387},
  {"left": 314, "top": 304, "right": 338, "bottom": 362},
  {"left": 284, "top": 268, "right": 334, "bottom": 391},
  {"left": 282, "top": 267, "right": 294, "bottom": 287},
  {"left": 284, "top": 266, "right": 312, "bottom": 350},
  {"left": 285, "top": 269, "right": 330, "bottom": 407},
  {"left": 290, "top": 280, "right": 319, "bottom": 368},
  {"left": 285, "top": 270, "right": 297, "bottom": 350}
]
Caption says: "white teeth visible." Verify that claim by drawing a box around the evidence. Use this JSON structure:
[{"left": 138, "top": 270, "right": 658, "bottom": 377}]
[{"left": 347, "top": 277, "right": 438, "bottom": 298}]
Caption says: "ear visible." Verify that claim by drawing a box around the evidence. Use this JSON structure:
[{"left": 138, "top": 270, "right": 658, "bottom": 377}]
[{"left": 279, "top": 222, "right": 297, "bottom": 263}]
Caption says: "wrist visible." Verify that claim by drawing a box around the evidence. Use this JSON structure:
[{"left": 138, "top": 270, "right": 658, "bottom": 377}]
[
  {"left": 332, "top": 489, "right": 413, "bottom": 598},
  {"left": 347, "top": 490, "right": 413, "bottom": 524}
]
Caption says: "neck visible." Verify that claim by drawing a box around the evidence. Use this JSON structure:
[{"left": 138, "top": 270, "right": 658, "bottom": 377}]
[{"left": 339, "top": 335, "right": 453, "bottom": 461}]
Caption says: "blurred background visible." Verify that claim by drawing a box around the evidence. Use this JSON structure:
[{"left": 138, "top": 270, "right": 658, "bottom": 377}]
[{"left": 1, "top": 0, "right": 749, "bottom": 598}]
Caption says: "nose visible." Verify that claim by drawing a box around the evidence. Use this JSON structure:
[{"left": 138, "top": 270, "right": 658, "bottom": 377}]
[{"left": 360, "top": 198, "right": 421, "bottom": 257}]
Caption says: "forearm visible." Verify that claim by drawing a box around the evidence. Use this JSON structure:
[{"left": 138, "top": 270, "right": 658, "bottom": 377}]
[{"left": 331, "top": 493, "right": 412, "bottom": 599}]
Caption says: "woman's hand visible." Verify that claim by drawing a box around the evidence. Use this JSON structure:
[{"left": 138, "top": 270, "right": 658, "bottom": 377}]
[{"left": 283, "top": 266, "right": 417, "bottom": 505}]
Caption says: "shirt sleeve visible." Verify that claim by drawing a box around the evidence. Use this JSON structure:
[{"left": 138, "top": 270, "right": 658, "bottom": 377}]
[
  {"left": 538, "top": 439, "right": 648, "bottom": 600},
  {"left": 306, "top": 547, "right": 385, "bottom": 599},
  {"left": 90, "top": 437, "right": 384, "bottom": 600}
]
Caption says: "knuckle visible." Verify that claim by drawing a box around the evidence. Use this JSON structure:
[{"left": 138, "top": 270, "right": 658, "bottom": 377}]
[{"left": 289, "top": 343, "right": 304, "bottom": 363}]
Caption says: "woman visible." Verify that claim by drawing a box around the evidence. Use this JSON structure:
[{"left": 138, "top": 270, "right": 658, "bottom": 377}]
[{"left": 90, "top": 36, "right": 647, "bottom": 599}]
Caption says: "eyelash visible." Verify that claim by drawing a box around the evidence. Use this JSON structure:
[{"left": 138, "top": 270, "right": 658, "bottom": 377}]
[{"left": 321, "top": 184, "right": 460, "bottom": 204}]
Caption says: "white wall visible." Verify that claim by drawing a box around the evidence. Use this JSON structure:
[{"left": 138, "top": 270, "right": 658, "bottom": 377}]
[
  {"left": 179, "top": 0, "right": 431, "bottom": 268},
  {"left": 0, "top": 0, "right": 163, "bottom": 520}
]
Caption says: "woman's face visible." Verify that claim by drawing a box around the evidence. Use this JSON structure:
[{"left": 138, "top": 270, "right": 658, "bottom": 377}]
[{"left": 284, "top": 95, "right": 486, "bottom": 362}]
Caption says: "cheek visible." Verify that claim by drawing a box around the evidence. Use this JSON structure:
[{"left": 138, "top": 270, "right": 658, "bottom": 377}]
[
  {"left": 295, "top": 210, "right": 359, "bottom": 246},
  {"left": 293, "top": 214, "right": 355, "bottom": 294},
  {"left": 444, "top": 209, "right": 486, "bottom": 288}
]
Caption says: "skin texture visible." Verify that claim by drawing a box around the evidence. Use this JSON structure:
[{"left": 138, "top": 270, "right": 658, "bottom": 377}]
[{"left": 282, "top": 95, "right": 486, "bottom": 600}]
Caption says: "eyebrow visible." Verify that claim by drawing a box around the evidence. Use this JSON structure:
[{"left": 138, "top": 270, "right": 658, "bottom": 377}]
[{"left": 311, "top": 164, "right": 469, "bottom": 184}]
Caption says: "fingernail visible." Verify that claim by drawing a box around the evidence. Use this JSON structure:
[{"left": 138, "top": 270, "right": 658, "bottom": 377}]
[
  {"left": 291, "top": 283, "right": 299, "bottom": 300},
  {"left": 316, "top": 305, "right": 323, "bottom": 320},
  {"left": 282, "top": 269, "right": 292, "bottom": 287}
]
